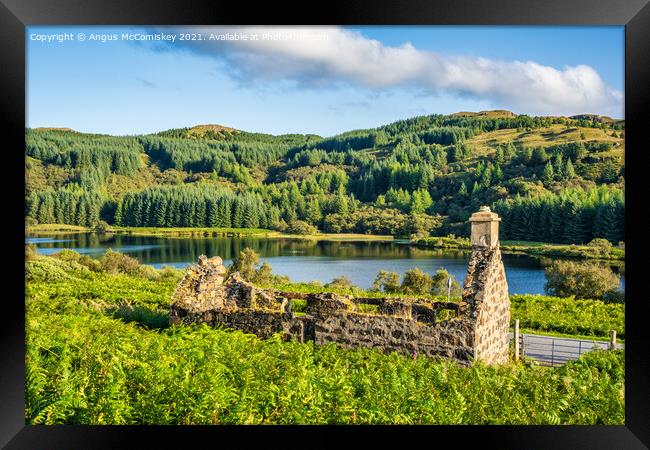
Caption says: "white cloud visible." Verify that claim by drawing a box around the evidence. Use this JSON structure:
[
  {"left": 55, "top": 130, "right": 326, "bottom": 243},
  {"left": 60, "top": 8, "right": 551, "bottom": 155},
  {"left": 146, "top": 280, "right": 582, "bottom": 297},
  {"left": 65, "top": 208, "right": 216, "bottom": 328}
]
[{"left": 163, "top": 26, "right": 623, "bottom": 117}]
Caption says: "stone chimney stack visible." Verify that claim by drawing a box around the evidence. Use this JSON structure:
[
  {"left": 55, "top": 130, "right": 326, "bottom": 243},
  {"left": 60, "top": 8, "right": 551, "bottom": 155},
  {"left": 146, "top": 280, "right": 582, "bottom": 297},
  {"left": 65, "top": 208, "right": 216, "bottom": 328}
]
[{"left": 469, "top": 206, "right": 501, "bottom": 249}]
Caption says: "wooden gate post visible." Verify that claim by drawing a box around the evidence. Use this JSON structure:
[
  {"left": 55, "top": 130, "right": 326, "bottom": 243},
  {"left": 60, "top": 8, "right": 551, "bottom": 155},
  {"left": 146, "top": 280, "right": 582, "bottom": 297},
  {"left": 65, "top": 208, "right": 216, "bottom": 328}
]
[
  {"left": 514, "top": 319, "right": 520, "bottom": 361},
  {"left": 610, "top": 330, "right": 617, "bottom": 350}
]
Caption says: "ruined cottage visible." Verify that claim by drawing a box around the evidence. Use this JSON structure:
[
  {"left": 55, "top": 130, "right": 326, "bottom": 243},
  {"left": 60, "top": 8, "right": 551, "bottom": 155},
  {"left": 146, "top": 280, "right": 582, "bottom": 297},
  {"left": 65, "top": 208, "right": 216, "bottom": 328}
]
[{"left": 169, "top": 206, "right": 510, "bottom": 365}]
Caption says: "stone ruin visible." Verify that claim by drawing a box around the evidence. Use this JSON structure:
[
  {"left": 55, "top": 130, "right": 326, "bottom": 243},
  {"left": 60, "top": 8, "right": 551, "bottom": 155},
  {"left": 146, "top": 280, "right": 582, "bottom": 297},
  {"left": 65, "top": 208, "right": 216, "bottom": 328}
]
[{"left": 169, "top": 207, "right": 510, "bottom": 366}]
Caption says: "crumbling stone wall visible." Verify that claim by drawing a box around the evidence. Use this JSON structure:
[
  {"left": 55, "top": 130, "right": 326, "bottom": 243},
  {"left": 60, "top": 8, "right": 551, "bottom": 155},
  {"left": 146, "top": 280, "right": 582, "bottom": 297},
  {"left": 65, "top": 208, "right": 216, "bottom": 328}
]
[{"left": 169, "top": 208, "right": 510, "bottom": 366}]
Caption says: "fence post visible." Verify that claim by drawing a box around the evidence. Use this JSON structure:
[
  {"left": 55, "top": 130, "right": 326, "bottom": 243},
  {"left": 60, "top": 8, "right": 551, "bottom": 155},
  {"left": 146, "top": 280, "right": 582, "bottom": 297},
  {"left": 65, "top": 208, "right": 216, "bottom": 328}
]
[
  {"left": 514, "top": 319, "right": 520, "bottom": 361},
  {"left": 610, "top": 330, "right": 617, "bottom": 350}
]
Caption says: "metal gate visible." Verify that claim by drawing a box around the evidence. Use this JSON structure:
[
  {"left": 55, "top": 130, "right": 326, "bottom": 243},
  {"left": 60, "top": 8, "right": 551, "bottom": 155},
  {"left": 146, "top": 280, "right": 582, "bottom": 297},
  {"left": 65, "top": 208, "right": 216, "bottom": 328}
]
[{"left": 514, "top": 333, "right": 623, "bottom": 367}]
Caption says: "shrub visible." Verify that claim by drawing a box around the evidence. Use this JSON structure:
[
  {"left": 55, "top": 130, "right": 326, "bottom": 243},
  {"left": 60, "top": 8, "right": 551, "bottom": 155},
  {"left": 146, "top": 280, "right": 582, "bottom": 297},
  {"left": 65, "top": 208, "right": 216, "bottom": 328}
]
[
  {"left": 544, "top": 260, "right": 620, "bottom": 299},
  {"left": 137, "top": 264, "right": 162, "bottom": 281},
  {"left": 586, "top": 238, "right": 614, "bottom": 257},
  {"left": 371, "top": 270, "right": 401, "bottom": 293},
  {"left": 99, "top": 249, "right": 141, "bottom": 276},
  {"left": 78, "top": 254, "right": 101, "bottom": 271},
  {"left": 228, "top": 248, "right": 289, "bottom": 285},
  {"left": 253, "top": 262, "right": 275, "bottom": 285},
  {"left": 286, "top": 220, "right": 318, "bottom": 235},
  {"left": 92, "top": 220, "right": 111, "bottom": 233},
  {"left": 52, "top": 249, "right": 101, "bottom": 271},
  {"left": 587, "top": 238, "right": 612, "bottom": 251},
  {"left": 157, "top": 266, "right": 185, "bottom": 281},
  {"left": 325, "top": 276, "right": 355, "bottom": 290},
  {"left": 400, "top": 268, "right": 432, "bottom": 295},
  {"left": 52, "top": 249, "right": 82, "bottom": 263},
  {"left": 271, "top": 218, "right": 289, "bottom": 233},
  {"left": 25, "top": 243, "right": 38, "bottom": 261},
  {"left": 229, "top": 248, "right": 260, "bottom": 281}
]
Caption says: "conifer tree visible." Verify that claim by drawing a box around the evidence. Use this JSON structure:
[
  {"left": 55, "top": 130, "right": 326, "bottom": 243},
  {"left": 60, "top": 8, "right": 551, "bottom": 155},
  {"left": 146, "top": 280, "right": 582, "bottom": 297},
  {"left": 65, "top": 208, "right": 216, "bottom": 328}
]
[
  {"left": 458, "top": 181, "right": 468, "bottom": 197},
  {"left": 543, "top": 162, "right": 555, "bottom": 184},
  {"left": 564, "top": 158, "right": 576, "bottom": 179},
  {"left": 232, "top": 201, "right": 244, "bottom": 228}
]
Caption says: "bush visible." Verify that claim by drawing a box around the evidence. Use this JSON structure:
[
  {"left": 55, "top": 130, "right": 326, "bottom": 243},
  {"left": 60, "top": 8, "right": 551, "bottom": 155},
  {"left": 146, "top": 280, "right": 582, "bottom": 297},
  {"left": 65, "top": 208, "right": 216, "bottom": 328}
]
[
  {"left": 229, "top": 248, "right": 260, "bottom": 281},
  {"left": 25, "top": 243, "right": 38, "bottom": 261},
  {"left": 400, "top": 268, "right": 432, "bottom": 295},
  {"left": 587, "top": 238, "right": 612, "bottom": 251},
  {"left": 78, "top": 254, "right": 101, "bottom": 271},
  {"left": 52, "top": 249, "right": 82, "bottom": 263},
  {"left": 544, "top": 260, "right": 620, "bottom": 299},
  {"left": 286, "top": 220, "right": 318, "bottom": 235},
  {"left": 99, "top": 249, "right": 141, "bottom": 276},
  {"left": 228, "top": 248, "right": 288, "bottom": 285},
  {"left": 52, "top": 249, "right": 102, "bottom": 271},
  {"left": 157, "top": 266, "right": 185, "bottom": 281},
  {"left": 586, "top": 238, "right": 614, "bottom": 257},
  {"left": 271, "top": 218, "right": 289, "bottom": 233},
  {"left": 92, "top": 220, "right": 111, "bottom": 233},
  {"left": 371, "top": 270, "right": 400, "bottom": 293},
  {"left": 136, "top": 264, "right": 162, "bottom": 281},
  {"left": 325, "top": 276, "right": 355, "bottom": 290},
  {"left": 253, "top": 262, "right": 275, "bottom": 285}
]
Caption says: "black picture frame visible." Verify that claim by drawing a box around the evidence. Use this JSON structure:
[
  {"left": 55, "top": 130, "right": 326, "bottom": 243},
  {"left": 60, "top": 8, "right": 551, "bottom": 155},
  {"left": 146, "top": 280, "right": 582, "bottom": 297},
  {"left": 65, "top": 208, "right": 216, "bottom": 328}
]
[{"left": 2, "top": 0, "right": 648, "bottom": 448}]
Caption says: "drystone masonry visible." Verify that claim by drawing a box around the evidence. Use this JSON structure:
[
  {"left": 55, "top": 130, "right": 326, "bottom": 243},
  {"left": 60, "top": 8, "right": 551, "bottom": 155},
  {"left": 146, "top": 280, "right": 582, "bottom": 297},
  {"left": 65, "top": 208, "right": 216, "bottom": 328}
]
[{"left": 169, "top": 206, "right": 510, "bottom": 365}]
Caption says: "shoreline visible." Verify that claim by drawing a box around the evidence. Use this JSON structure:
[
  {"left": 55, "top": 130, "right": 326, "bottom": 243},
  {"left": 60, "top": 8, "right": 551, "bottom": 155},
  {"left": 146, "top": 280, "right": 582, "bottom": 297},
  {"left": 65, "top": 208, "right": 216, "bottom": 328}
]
[
  {"left": 26, "top": 224, "right": 625, "bottom": 261},
  {"left": 412, "top": 236, "right": 625, "bottom": 262},
  {"left": 26, "top": 224, "right": 395, "bottom": 242}
]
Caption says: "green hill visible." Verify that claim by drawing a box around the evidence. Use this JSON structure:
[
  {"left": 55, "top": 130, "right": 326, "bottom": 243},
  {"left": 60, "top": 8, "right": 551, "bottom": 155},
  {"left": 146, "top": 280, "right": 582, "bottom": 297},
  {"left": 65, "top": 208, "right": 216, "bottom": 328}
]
[{"left": 25, "top": 111, "right": 624, "bottom": 244}]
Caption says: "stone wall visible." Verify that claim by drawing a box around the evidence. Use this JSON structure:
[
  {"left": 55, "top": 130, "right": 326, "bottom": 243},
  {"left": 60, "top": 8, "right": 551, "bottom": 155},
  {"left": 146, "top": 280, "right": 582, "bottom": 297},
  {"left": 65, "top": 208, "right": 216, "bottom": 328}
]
[
  {"left": 169, "top": 208, "right": 510, "bottom": 366},
  {"left": 461, "top": 246, "right": 510, "bottom": 365}
]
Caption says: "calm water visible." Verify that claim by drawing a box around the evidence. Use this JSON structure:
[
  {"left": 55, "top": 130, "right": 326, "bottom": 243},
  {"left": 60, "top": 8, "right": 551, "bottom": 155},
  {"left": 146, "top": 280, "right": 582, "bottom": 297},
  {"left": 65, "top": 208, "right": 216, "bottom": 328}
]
[{"left": 26, "top": 233, "right": 625, "bottom": 295}]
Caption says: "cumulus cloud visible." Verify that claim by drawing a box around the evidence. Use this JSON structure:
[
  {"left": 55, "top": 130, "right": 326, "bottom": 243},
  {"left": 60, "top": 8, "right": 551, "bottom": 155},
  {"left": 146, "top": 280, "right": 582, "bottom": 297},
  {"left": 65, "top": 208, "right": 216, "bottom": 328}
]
[{"left": 160, "top": 26, "right": 623, "bottom": 117}]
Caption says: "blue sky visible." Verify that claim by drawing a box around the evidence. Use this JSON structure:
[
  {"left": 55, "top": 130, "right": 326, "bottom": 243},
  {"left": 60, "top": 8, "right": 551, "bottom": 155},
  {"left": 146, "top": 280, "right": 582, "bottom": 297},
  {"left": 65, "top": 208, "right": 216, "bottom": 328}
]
[{"left": 27, "top": 26, "right": 624, "bottom": 137}]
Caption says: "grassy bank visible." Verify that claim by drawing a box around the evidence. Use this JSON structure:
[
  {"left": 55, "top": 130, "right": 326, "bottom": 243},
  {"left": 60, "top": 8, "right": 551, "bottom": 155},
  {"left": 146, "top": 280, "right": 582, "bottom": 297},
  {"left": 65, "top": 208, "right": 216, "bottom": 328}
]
[
  {"left": 412, "top": 236, "right": 625, "bottom": 261},
  {"left": 26, "top": 252, "right": 624, "bottom": 425},
  {"left": 27, "top": 224, "right": 394, "bottom": 242},
  {"left": 25, "top": 223, "right": 90, "bottom": 234},
  {"left": 110, "top": 226, "right": 273, "bottom": 238},
  {"left": 501, "top": 240, "right": 625, "bottom": 261}
]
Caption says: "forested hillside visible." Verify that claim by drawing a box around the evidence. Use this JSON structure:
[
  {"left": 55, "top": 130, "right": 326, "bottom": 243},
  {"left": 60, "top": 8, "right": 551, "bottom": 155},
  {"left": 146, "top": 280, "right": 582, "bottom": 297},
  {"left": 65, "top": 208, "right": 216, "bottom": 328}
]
[{"left": 25, "top": 111, "right": 625, "bottom": 244}]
